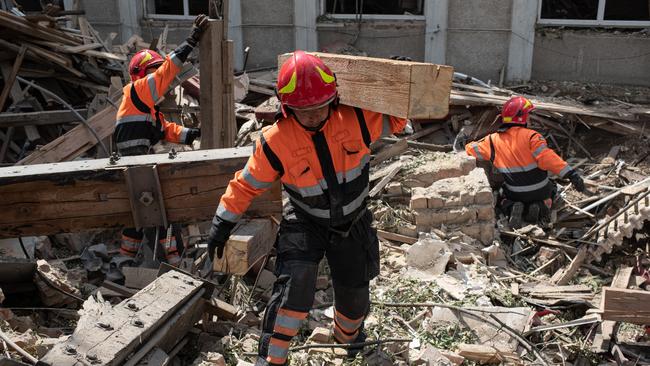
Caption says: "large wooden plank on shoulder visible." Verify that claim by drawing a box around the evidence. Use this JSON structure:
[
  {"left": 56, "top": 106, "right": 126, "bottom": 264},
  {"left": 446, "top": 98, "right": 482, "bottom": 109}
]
[{"left": 278, "top": 52, "right": 453, "bottom": 119}]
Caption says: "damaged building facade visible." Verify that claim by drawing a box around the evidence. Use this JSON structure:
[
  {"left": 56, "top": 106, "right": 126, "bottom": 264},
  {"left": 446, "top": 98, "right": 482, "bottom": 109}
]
[{"left": 57, "top": 0, "right": 650, "bottom": 86}]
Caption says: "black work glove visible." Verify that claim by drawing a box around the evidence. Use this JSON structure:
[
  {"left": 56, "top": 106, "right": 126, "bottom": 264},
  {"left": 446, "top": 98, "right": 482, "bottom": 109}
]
[
  {"left": 207, "top": 216, "right": 236, "bottom": 260},
  {"left": 187, "top": 14, "right": 209, "bottom": 46},
  {"left": 186, "top": 128, "right": 201, "bottom": 144},
  {"left": 567, "top": 170, "right": 585, "bottom": 192}
]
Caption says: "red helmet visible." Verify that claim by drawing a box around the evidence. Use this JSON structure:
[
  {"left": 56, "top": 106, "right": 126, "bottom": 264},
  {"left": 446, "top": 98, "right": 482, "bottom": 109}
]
[
  {"left": 501, "top": 96, "right": 535, "bottom": 125},
  {"left": 276, "top": 50, "right": 337, "bottom": 117},
  {"left": 128, "top": 49, "right": 164, "bottom": 81}
]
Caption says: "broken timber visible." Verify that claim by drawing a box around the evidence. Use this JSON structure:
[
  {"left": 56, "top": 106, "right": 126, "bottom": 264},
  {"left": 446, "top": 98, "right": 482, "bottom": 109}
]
[
  {"left": 278, "top": 52, "right": 453, "bottom": 119},
  {"left": 41, "top": 270, "right": 206, "bottom": 365},
  {"left": 0, "top": 148, "right": 281, "bottom": 238},
  {"left": 199, "top": 14, "right": 235, "bottom": 148},
  {"left": 601, "top": 287, "right": 650, "bottom": 325}
]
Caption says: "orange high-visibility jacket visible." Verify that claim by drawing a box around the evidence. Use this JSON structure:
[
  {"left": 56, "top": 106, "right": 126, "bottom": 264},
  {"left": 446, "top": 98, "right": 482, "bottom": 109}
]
[
  {"left": 114, "top": 52, "right": 192, "bottom": 151},
  {"left": 217, "top": 105, "right": 407, "bottom": 227},
  {"left": 466, "top": 126, "right": 572, "bottom": 200}
]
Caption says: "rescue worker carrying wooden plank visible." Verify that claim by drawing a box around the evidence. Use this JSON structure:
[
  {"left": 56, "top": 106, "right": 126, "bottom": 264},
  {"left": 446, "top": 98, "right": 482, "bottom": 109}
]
[
  {"left": 207, "top": 51, "right": 407, "bottom": 365},
  {"left": 115, "top": 14, "right": 208, "bottom": 266},
  {"left": 465, "top": 96, "right": 585, "bottom": 227}
]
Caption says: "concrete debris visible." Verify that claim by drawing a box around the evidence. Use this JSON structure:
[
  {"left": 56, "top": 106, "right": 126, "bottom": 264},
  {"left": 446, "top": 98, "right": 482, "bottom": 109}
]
[
  {"left": 406, "top": 238, "right": 452, "bottom": 279},
  {"left": 410, "top": 345, "right": 454, "bottom": 366},
  {"left": 34, "top": 259, "right": 83, "bottom": 307}
]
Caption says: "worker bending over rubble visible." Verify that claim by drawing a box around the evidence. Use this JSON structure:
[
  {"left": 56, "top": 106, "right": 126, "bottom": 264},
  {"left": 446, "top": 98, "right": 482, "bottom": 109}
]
[
  {"left": 207, "top": 51, "right": 407, "bottom": 365},
  {"left": 465, "top": 96, "right": 585, "bottom": 227},
  {"left": 114, "top": 14, "right": 207, "bottom": 266}
]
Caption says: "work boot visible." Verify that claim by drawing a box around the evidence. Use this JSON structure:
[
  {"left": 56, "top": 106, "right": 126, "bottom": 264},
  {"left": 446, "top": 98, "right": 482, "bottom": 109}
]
[
  {"left": 509, "top": 202, "right": 524, "bottom": 229},
  {"left": 525, "top": 202, "right": 541, "bottom": 224},
  {"left": 346, "top": 325, "right": 368, "bottom": 360}
]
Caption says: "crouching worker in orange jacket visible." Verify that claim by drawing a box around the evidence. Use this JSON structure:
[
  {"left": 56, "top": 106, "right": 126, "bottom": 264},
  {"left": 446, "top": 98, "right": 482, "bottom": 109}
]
[
  {"left": 115, "top": 14, "right": 207, "bottom": 267},
  {"left": 465, "top": 96, "right": 585, "bottom": 227},
  {"left": 207, "top": 51, "right": 407, "bottom": 365}
]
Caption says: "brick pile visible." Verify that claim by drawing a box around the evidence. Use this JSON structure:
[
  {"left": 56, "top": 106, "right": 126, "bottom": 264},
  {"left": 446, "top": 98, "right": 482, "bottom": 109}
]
[{"left": 406, "top": 154, "right": 496, "bottom": 244}]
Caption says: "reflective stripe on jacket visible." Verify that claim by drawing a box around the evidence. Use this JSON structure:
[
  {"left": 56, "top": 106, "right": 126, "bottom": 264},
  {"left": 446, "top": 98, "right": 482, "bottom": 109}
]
[
  {"left": 466, "top": 126, "right": 571, "bottom": 197},
  {"left": 114, "top": 51, "right": 191, "bottom": 150},
  {"left": 217, "top": 104, "right": 407, "bottom": 227}
]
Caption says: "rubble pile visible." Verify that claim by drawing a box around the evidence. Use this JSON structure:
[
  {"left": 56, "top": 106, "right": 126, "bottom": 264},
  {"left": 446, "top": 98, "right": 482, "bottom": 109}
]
[{"left": 1, "top": 16, "right": 650, "bottom": 363}]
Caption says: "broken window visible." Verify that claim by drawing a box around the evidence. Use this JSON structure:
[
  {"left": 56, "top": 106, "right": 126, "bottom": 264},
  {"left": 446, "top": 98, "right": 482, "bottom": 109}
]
[
  {"left": 147, "top": 0, "right": 209, "bottom": 17},
  {"left": 325, "top": 0, "right": 424, "bottom": 16},
  {"left": 540, "top": 0, "right": 650, "bottom": 24}
]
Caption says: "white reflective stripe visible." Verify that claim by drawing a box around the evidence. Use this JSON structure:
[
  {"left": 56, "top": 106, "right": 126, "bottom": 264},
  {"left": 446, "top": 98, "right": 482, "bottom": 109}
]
[
  {"left": 496, "top": 162, "right": 539, "bottom": 173},
  {"left": 242, "top": 164, "right": 274, "bottom": 189},
  {"left": 380, "top": 114, "right": 392, "bottom": 137},
  {"left": 290, "top": 185, "right": 368, "bottom": 219},
  {"left": 116, "top": 114, "right": 156, "bottom": 125},
  {"left": 559, "top": 165, "right": 572, "bottom": 178},
  {"left": 217, "top": 204, "right": 241, "bottom": 222},
  {"left": 275, "top": 314, "right": 301, "bottom": 330},
  {"left": 290, "top": 198, "right": 330, "bottom": 218},
  {"left": 169, "top": 51, "right": 183, "bottom": 68},
  {"left": 342, "top": 185, "right": 368, "bottom": 215},
  {"left": 472, "top": 144, "right": 485, "bottom": 161},
  {"left": 532, "top": 145, "right": 548, "bottom": 158},
  {"left": 336, "top": 153, "right": 370, "bottom": 183},
  {"left": 147, "top": 74, "right": 159, "bottom": 103},
  {"left": 504, "top": 177, "right": 550, "bottom": 193},
  {"left": 284, "top": 182, "right": 324, "bottom": 197},
  {"left": 179, "top": 128, "right": 189, "bottom": 144},
  {"left": 335, "top": 313, "right": 362, "bottom": 332},
  {"left": 116, "top": 139, "right": 151, "bottom": 149},
  {"left": 268, "top": 344, "right": 289, "bottom": 359}
]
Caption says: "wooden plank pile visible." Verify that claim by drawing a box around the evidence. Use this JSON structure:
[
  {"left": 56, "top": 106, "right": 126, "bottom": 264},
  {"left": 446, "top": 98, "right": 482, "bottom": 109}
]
[{"left": 0, "top": 3, "right": 131, "bottom": 165}]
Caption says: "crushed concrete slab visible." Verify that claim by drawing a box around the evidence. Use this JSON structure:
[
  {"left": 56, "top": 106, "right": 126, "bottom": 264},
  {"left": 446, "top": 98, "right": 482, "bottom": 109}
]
[
  {"left": 406, "top": 238, "right": 452, "bottom": 280},
  {"left": 410, "top": 345, "right": 454, "bottom": 365},
  {"left": 425, "top": 306, "right": 533, "bottom": 353}
]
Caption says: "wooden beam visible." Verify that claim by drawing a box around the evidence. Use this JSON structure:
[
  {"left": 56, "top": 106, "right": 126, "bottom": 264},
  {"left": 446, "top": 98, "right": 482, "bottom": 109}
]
[
  {"left": 278, "top": 52, "right": 453, "bottom": 119},
  {"left": 601, "top": 287, "right": 650, "bottom": 325},
  {"left": 199, "top": 19, "right": 235, "bottom": 148},
  {"left": 213, "top": 218, "right": 276, "bottom": 275},
  {"left": 0, "top": 45, "right": 26, "bottom": 112},
  {"left": 0, "top": 148, "right": 281, "bottom": 238},
  {"left": 41, "top": 271, "right": 205, "bottom": 365},
  {"left": 551, "top": 245, "right": 588, "bottom": 286},
  {"left": 17, "top": 98, "right": 120, "bottom": 165},
  {"left": 0, "top": 109, "right": 88, "bottom": 127},
  {"left": 592, "top": 266, "right": 633, "bottom": 353}
]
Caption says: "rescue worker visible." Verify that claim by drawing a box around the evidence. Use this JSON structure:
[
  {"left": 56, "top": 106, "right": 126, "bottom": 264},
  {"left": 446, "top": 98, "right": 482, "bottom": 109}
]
[
  {"left": 206, "top": 51, "right": 407, "bottom": 365},
  {"left": 465, "top": 96, "right": 585, "bottom": 227},
  {"left": 115, "top": 14, "right": 207, "bottom": 266}
]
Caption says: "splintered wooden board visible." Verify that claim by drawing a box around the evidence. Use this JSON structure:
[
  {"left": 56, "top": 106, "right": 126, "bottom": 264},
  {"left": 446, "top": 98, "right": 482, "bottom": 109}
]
[
  {"left": 41, "top": 271, "right": 202, "bottom": 365},
  {"left": 278, "top": 52, "right": 453, "bottom": 119}
]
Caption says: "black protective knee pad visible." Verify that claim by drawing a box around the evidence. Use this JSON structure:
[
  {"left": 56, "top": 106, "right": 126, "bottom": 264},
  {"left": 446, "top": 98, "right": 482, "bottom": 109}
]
[{"left": 333, "top": 283, "right": 370, "bottom": 320}]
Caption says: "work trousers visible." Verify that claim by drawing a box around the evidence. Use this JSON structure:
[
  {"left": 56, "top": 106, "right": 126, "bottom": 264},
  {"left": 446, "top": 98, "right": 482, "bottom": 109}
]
[{"left": 257, "top": 208, "right": 380, "bottom": 365}]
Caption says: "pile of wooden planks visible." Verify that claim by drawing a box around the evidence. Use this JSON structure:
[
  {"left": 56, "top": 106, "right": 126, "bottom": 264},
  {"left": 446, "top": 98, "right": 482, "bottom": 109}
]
[{"left": 0, "top": 4, "right": 131, "bottom": 165}]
